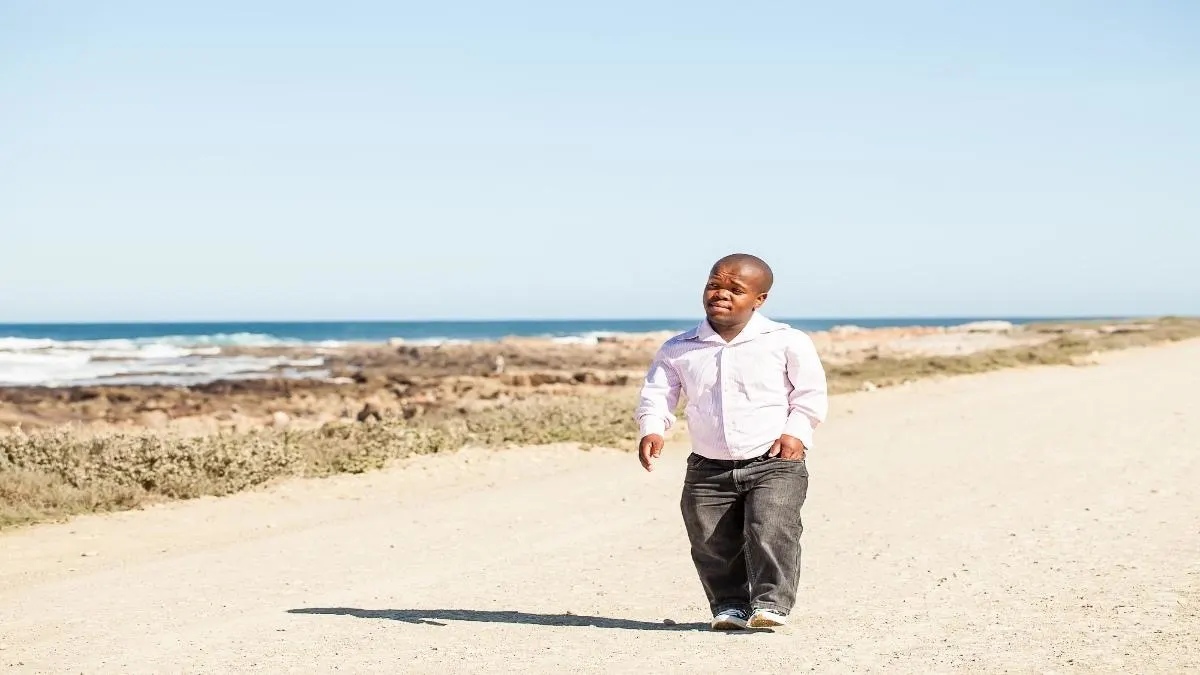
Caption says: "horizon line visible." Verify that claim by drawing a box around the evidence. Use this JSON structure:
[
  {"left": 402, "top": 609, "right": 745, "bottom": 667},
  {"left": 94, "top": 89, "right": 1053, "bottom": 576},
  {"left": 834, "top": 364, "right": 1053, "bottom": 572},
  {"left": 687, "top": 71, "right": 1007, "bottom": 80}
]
[{"left": 0, "top": 313, "right": 1171, "bottom": 327}]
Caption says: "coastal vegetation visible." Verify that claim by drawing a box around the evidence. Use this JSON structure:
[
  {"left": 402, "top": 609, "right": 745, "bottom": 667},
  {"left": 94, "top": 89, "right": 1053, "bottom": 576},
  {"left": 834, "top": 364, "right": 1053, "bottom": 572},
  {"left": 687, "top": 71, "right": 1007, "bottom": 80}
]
[{"left": 3, "top": 317, "right": 1198, "bottom": 529}]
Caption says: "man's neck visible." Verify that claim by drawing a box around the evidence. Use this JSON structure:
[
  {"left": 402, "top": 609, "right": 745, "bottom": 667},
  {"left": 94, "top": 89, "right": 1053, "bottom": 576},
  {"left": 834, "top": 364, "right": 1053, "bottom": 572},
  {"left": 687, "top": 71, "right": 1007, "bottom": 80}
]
[{"left": 708, "top": 317, "right": 750, "bottom": 343}]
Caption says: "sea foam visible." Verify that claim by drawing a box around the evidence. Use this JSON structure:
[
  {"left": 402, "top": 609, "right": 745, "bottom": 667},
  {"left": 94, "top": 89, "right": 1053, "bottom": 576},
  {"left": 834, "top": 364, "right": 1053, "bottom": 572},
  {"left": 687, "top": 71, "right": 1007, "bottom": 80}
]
[{"left": 0, "top": 334, "right": 328, "bottom": 387}]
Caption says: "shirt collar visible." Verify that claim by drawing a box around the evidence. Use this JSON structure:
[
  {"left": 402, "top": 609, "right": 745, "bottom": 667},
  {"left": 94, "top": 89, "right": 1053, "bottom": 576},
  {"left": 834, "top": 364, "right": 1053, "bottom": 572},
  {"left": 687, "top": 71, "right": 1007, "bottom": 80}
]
[{"left": 691, "top": 311, "right": 787, "bottom": 345}]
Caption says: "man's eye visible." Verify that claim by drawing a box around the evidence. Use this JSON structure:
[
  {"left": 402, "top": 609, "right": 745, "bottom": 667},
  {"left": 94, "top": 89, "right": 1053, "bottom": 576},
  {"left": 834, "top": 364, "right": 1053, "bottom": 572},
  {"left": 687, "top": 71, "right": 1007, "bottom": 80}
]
[{"left": 732, "top": 289, "right": 744, "bottom": 295}]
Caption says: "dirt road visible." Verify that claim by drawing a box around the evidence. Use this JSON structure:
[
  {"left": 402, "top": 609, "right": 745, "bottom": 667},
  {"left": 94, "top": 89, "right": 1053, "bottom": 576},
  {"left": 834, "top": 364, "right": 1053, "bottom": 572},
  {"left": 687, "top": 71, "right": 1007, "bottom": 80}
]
[{"left": 3, "top": 342, "right": 1199, "bottom": 673}]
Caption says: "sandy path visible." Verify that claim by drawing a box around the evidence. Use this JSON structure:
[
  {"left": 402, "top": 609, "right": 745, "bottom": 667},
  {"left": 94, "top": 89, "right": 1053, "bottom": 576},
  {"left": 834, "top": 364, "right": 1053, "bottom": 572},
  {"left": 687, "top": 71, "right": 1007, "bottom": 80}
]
[{"left": 2, "top": 342, "right": 1199, "bottom": 674}]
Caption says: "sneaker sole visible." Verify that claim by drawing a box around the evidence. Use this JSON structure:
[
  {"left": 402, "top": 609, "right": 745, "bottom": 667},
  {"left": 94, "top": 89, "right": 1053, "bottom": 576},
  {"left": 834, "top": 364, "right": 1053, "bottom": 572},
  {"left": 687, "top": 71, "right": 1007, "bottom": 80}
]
[
  {"left": 710, "top": 617, "right": 749, "bottom": 631},
  {"left": 748, "top": 615, "right": 787, "bottom": 629}
]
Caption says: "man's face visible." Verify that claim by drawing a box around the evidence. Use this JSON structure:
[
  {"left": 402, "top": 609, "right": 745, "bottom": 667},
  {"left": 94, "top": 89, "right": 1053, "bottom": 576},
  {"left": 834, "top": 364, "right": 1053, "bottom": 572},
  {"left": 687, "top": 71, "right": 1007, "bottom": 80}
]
[{"left": 703, "top": 261, "right": 768, "bottom": 327}]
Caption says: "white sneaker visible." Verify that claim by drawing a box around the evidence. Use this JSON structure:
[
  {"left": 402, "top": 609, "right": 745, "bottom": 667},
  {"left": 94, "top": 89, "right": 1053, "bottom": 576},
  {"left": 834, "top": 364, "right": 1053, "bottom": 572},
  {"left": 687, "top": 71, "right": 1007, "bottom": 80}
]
[
  {"left": 710, "top": 608, "right": 750, "bottom": 630},
  {"left": 749, "top": 608, "right": 788, "bottom": 628}
]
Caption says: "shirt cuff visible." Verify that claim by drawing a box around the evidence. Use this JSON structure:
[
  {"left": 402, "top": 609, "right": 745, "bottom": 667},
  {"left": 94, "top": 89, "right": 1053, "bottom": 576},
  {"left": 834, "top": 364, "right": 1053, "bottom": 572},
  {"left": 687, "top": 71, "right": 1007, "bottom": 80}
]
[
  {"left": 781, "top": 414, "right": 815, "bottom": 451},
  {"left": 639, "top": 416, "right": 667, "bottom": 438}
]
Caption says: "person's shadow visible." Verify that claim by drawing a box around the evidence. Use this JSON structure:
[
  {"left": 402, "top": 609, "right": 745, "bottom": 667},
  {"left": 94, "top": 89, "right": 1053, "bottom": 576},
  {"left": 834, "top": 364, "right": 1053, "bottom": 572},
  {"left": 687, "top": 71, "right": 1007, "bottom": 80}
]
[{"left": 288, "top": 607, "right": 709, "bottom": 632}]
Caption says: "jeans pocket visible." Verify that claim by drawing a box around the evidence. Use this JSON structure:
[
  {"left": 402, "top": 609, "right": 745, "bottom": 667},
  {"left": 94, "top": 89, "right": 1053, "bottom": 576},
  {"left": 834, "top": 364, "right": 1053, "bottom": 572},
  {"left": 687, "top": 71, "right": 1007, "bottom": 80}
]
[{"left": 775, "top": 456, "right": 809, "bottom": 477}]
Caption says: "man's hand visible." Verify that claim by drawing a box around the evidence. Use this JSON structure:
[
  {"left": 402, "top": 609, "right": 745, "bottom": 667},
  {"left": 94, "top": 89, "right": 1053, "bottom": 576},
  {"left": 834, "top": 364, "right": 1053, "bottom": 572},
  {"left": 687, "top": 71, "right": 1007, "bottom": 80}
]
[
  {"left": 638, "top": 434, "right": 665, "bottom": 471},
  {"left": 768, "top": 434, "right": 806, "bottom": 461}
]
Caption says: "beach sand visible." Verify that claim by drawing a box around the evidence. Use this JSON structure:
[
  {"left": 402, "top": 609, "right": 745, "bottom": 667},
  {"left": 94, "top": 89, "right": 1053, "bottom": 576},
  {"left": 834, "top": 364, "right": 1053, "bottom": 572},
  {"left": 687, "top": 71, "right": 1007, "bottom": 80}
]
[{"left": 2, "top": 340, "right": 1198, "bottom": 673}]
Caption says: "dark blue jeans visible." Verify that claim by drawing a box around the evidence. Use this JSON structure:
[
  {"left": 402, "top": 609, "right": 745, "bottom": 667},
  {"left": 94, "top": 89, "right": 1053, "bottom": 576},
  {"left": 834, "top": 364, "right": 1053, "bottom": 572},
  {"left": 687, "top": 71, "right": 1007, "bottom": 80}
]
[{"left": 680, "top": 452, "right": 810, "bottom": 616}]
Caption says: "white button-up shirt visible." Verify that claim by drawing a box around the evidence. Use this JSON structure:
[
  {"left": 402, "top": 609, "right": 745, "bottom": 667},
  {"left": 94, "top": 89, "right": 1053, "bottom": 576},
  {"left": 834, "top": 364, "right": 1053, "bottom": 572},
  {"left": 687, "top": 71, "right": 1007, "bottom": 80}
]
[{"left": 635, "top": 312, "right": 829, "bottom": 461}]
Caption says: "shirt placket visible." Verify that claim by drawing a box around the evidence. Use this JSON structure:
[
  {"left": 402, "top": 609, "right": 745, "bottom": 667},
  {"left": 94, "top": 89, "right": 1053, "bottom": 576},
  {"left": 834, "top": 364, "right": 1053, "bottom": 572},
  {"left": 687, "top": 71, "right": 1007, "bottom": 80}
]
[{"left": 719, "top": 345, "right": 736, "bottom": 454}]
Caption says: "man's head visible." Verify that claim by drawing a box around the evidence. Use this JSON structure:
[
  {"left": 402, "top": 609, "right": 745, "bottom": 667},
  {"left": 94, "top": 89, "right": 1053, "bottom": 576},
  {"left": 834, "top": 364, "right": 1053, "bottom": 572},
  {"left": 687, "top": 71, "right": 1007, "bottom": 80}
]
[{"left": 702, "top": 253, "right": 774, "bottom": 328}]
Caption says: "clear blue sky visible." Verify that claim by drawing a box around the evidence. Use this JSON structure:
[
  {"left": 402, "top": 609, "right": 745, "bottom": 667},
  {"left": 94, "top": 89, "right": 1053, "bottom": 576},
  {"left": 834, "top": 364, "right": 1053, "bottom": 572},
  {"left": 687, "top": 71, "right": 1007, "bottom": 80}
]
[{"left": 2, "top": 1, "right": 1197, "bottom": 322}]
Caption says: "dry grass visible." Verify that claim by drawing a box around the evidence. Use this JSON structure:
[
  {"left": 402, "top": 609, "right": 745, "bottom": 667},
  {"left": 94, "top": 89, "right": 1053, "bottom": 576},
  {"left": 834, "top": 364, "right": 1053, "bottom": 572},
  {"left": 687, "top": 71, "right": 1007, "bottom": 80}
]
[
  {"left": 4, "top": 318, "right": 1198, "bottom": 529},
  {"left": 0, "top": 392, "right": 636, "bottom": 529},
  {"left": 825, "top": 317, "right": 1200, "bottom": 393}
]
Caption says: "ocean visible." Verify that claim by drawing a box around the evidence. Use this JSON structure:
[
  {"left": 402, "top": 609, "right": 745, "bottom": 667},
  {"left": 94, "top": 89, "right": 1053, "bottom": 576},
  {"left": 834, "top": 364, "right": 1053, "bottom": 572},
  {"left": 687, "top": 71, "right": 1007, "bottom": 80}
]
[{"left": 0, "top": 317, "right": 1082, "bottom": 388}]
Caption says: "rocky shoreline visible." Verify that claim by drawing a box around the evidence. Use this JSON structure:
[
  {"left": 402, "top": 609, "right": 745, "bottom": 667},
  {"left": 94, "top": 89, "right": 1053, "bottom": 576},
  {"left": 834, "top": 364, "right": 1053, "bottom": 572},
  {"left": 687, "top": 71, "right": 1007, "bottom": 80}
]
[
  {"left": 3, "top": 319, "right": 1166, "bottom": 436},
  {"left": 3, "top": 317, "right": 1196, "bottom": 529}
]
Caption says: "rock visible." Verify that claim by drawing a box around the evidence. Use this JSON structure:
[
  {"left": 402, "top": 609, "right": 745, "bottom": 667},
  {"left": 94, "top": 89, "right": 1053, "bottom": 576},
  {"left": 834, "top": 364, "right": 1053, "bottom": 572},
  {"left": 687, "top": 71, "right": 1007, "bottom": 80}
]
[
  {"left": 81, "top": 551, "right": 98, "bottom": 557},
  {"left": 662, "top": 618, "right": 677, "bottom": 626},
  {"left": 1099, "top": 324, "right": 1153, "bottom": 334},
  {"left": 477, "top": 383, "right": 504, "bottom": 400},
  {"left": 68, "top": 388, "right": 103, "bottom": 403},
  {"left": 271, "top": 411, "right": 291, "bottom": 428},
  {"left": 493, "top": 355, "right": 506, "bottom": 375},
  {"left": 861, "top": 381, "right": 878, "bottom": 392},
  {"left": 529, "top": 372, "right": 571, "bottom": 386},
  {"left": 402, "top": 404, "right": 425, "bottom": 420},
  {"left": 356, "top": 402, "right": 382, "bottom": 423},
  {"left": 138, "top": 410, "right": 170, "bottom": 429},
  {"left": 505, "top": 373, "right": 533, "bottom": 387},
  {"left": 457, "top": 400, "right": 496, "bottom": 415},
  {"left": 948, "top": 320, "right": 1014, "bottom": 334}
]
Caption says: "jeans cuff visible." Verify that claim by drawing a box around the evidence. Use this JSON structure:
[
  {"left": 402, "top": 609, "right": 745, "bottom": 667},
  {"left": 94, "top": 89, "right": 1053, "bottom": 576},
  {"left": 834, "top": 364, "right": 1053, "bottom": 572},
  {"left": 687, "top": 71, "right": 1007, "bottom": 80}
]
[
  {"left": 714, "top": 602, "right": 751, "bottom": 615},
  {"left": 752, "top": 603, "right": 790, "bottom": 616}
]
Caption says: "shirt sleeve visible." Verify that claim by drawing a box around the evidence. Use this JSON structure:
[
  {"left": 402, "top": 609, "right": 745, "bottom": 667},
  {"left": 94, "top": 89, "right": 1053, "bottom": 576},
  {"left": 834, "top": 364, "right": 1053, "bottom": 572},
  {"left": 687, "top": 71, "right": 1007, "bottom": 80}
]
[
  {"left": 780, "top": 331, "right": 829, "bottom": 450},
  {"left": 634, "top": 345, "right": 682, "bottom": 438}
]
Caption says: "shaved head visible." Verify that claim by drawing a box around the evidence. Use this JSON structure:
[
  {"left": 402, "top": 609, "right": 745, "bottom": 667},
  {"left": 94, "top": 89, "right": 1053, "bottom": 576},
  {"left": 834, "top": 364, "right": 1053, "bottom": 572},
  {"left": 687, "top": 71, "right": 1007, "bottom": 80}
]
[
  {"left": 711, "top": 253, "right": 774, "bottom": 293},
  {"left": 702, "top": 253, "right": 774, "bottom": 331}
]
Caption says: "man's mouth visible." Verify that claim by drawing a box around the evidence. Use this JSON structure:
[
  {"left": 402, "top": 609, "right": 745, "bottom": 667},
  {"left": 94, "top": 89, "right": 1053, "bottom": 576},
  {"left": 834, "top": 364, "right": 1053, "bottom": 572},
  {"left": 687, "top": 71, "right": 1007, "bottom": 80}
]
[{"left": 707, "top": 301, "right": 732, "bottom": 311}]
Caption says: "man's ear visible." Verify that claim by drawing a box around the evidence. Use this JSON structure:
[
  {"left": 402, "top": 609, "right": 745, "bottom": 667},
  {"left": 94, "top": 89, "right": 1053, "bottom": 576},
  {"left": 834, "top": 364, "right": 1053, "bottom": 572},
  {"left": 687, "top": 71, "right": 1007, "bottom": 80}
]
[{"left": 755, "top": 292, "right": 768, "bottom": 309}]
